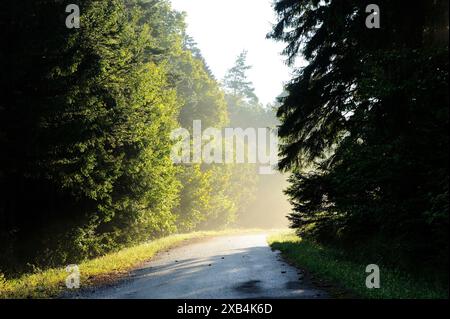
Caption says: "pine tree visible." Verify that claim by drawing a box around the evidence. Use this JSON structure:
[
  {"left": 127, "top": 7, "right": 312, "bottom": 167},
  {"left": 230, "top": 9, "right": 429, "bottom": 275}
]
[
  {"left": 223, "top": 50, "right": 258, "bottom": 104},
  {"left": 270, "top": 0, "right": 449, "bottom": 270},
  {"left": 0, "top": 0, "right": 181, "bottom": 270}
]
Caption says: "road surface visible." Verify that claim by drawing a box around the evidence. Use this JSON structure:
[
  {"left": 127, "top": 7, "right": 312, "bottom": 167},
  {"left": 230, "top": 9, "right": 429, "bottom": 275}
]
[{"left": 71, "top": 233, "right": 327, "bottom": 299}]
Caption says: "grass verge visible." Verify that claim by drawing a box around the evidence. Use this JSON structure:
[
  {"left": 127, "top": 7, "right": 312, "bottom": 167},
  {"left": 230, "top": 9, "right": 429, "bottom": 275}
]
[
  {"left": 267, "top": 230, "right": 448, "bottom": 299},
  {"left": 0, "top": 229, "right": 258, "bottom": 299}
]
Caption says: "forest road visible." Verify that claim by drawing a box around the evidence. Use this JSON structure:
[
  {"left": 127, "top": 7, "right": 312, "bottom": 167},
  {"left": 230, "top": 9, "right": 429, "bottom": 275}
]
[{"left": 71, "top": 233, "right": 328, "bottom": 299}]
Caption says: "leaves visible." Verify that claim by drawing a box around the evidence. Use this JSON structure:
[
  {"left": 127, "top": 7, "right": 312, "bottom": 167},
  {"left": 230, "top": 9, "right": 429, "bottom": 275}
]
[{"left": 271, "top": 0, "right": 449, "bottom": 271}]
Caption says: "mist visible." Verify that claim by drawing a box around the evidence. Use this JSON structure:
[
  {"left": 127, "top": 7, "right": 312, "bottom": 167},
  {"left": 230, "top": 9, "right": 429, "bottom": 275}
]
[{"left": 237, "top": 172, "right": 291, "bottom": 229}]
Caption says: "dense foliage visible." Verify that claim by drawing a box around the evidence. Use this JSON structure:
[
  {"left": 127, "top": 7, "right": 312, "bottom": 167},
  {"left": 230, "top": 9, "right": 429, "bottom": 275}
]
[
  {"left": 222, "top": 51, "right": 289, "bottom": 229},
  {"left": 270, "top": 0, "right": 449, "bottom": 272},
  {"left": 0, "top": 0, "right": 258, "bottom": 275}
]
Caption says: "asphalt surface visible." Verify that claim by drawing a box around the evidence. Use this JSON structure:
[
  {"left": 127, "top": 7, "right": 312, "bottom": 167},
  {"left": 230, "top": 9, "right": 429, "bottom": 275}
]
[{"left": 72, "top": 233, "right": 327, "bottom": 299}]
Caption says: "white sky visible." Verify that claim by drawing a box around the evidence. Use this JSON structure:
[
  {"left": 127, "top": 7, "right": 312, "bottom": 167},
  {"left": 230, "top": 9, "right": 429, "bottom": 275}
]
[{"left": 170, "top": 0, "right": 295, "bottom": 105}]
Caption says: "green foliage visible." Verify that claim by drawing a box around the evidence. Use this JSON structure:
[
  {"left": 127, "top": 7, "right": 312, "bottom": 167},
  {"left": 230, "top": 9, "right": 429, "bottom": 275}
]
[
  {"left": 268, "top": 231, "right": 449, "bottom": 299},
  {"left": 270, "top": 0, "right": 449, "bottom": 275},
  {"left": 175, "top": 49, "right": 228, "bottom": 129},
  {"left": 0, "top": 0, "right": 180, "bottom": 274},
  {"left": 174, "top": 164, "right": 212, "bottom": 232},
  {"left": 169, "top": 34, "right": 234, "bottom": 232},
  {"left": 223, "top": 50, "right": 258, "bottom": 105},
  {"left": 170, "top": 35, "right": 265, "bottom": 233},
  {"left": 222, "top": 52, "right": 289, "bottom": 228},
  {"left": 0, "top": 0, "right": 268, "bottom": 276},
  {"left": 223, "top": 51, "right": 278, "bottom": 130}
]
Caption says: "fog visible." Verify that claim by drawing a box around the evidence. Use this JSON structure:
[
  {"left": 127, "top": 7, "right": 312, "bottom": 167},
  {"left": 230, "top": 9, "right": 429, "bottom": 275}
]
[{"left": 237, "top": 172, "right": 291, "bottom": 229}]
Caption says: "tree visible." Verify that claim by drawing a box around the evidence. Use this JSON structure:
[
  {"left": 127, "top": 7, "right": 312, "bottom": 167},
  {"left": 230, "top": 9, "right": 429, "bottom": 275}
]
[
  {"left": 0, "top": 0, "right": 181, "bottom": 271},
  {"left": 270, "top": 0, "right": 449, "bottom": 270},
  {"left": 183, "top": 35, "right": 215, "bottom": 79},
  {"left": 223, "top": 51, "right": 258, "bottom": 104}
]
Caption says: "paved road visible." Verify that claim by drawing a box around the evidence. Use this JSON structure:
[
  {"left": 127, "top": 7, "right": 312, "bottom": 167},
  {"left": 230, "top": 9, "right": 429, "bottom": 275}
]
[{"left": 74, "top": 233, "right": 327, "bottom": 299}]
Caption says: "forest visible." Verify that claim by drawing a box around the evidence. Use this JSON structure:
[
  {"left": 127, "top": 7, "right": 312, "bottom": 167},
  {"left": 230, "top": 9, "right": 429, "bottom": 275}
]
[
  {"left": 0, "top": 0, "right": 280, "bottom": 276},
  {"left": 0, "top": 0, "right": 448, "bottom": 298},
  {"left": 270, "top": 0, "right": 448, "bottom": 277}
]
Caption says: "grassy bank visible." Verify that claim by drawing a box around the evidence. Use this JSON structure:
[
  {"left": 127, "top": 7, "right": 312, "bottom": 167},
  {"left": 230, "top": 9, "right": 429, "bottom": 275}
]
[
  {"left": 0, "top": 229, "right": 256, "bottom": 299},
  {"left": 267, "top": 231, "right": 448, "bottom": 299}
]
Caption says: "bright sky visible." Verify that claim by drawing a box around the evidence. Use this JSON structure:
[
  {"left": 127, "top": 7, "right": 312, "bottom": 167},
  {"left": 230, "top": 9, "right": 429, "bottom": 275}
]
[{"left": 170, "top": 0, "right": 294, "bottom": 105}]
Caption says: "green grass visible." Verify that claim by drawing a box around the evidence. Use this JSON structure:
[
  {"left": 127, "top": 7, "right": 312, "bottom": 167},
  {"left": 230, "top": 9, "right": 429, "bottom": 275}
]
[
  {"left": 0, "top": 229, "right": 259, "bottom": 299},
  {"left": 267, "top": 230, "right": 449, "bottom": 299}
]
